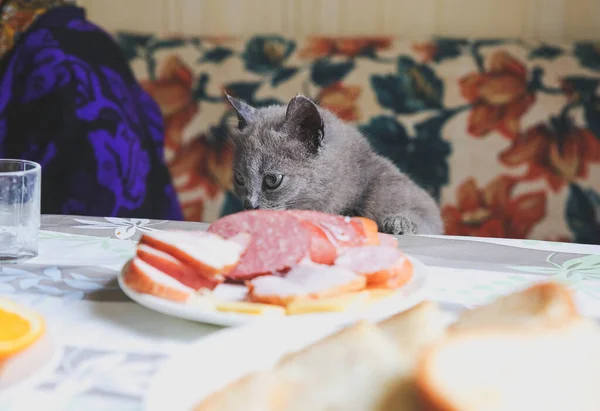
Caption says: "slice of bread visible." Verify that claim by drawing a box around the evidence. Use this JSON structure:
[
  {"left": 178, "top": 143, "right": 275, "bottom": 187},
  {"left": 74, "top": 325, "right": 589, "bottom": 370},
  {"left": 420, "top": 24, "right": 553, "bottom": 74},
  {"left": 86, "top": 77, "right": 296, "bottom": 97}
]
[
  {"left": 416, "top": 318, "right": 600, "bottom": 411},
  {"left": 194, "top": 371, "right": 282, "bottom": 411},
  {"left": 192, "top": 281, "right": 588, "bottom": 411},
  {"left": 273, "top": 321, "right": 417, "bottom": 411},
  {"left": 378, "top": 302, "right": 449, "bottom": 366},
  {"left": 450, "top": 281, "right": 578, "bottom": 332}
]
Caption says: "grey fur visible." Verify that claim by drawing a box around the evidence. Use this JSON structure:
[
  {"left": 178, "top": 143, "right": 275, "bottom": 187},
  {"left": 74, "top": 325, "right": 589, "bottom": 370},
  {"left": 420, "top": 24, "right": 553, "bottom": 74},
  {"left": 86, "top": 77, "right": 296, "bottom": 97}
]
[{"left": 225, "top": 94, "right": 443, "bottom": 235}]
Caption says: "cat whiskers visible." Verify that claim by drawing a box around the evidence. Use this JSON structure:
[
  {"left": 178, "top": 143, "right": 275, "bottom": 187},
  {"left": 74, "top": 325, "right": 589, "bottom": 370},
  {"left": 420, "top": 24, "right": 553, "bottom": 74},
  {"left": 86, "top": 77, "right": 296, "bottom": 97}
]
[
  {"left": 259, "top": 204, "right": 287, "bottom": 211},
  {"left": 224, "top": 132, "right": 238, "bottom": 149},
  {"left": 281, "top": 200, "right": 307, "bottom": 210}
]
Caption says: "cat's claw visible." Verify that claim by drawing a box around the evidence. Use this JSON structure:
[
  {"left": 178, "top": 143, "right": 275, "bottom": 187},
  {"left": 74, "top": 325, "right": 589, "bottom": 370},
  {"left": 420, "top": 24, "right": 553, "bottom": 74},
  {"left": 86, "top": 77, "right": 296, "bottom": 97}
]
[{"left": 381, "top": 215, "right": 418, "bottom": 235}]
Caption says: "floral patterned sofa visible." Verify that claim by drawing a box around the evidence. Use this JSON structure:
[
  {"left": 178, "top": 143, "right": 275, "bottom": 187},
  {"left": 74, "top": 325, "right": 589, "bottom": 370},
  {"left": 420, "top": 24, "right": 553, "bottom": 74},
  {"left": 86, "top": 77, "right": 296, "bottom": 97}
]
[{"left": 116, "top": 33, "right": 600, "bottom": 244}]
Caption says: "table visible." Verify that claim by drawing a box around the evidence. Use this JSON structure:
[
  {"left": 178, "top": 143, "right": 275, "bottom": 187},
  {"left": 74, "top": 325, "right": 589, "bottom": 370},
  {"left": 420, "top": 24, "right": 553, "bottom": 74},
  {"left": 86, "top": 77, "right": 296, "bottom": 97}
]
[{"left": 1, "top": 215, "right": 599, "bottom": 410}]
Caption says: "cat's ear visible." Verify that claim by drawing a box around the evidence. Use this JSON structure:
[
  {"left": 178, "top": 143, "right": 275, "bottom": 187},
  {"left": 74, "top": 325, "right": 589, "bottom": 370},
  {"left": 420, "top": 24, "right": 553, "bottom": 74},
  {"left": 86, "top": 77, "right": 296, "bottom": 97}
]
[
  {"left": 284, "top": 95, "right": 324, "bottom": 154},
  {"left": 226, "top": 94, "right": 256, "bottom": 130}
]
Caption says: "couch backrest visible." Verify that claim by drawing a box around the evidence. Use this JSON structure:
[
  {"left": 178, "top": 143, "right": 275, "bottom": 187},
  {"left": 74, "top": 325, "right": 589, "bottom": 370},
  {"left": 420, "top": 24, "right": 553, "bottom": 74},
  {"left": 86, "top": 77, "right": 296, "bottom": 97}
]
[{"left": 117, "top": 33, "right": 600, "bottom": 243}]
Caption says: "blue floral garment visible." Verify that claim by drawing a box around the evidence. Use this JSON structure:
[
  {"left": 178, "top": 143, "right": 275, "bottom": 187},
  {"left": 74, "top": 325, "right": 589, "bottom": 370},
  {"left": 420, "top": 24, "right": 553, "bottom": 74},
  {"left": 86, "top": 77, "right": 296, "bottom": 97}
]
[{"left": 0, "top": 6, "right": 184, "bottom": 220}]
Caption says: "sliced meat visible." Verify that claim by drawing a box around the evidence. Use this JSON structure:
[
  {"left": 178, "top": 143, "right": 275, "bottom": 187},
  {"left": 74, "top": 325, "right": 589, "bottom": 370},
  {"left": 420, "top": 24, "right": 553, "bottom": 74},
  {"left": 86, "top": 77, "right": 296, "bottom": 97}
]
[
  {"left": 335, "top": 245, "right": 414, "bottom": 289},
  {"left": 367, "top": 268, "right": 413, "bottom": 290},
  {"left": 298, "top": 220, "right": 338, "bottom": 265},
  {"left": 228, "top": 232, "right": 253, "bottom": 249},
  {"left": 247, "top": 263, "right": 366, "bottom": 306},
  {"left": 207, "top": 211, "right": 311, "bottom": 280},
  {"left": 286, "top": 211, "right": 380, "bottom": 265},
  {"left": 190, "top": 231, "right": 252, "bottom": 249},
  {"left": 377, "top": 233, "right": 399, "bottom": 248},
  {"left": 136, "top": 245, "right": 222, "bottom": 291},
  {"left": 139, "top": 230, "right": 248, "bottom": 277},
  {"left": 124, "top": 258, "right": 194, "bottom": 302},
  {"left": 287, "top": 210, "right": 370, "bottom": 250},
  {"left": 351, "top": 217, "right": 380, "bottom": 246}
]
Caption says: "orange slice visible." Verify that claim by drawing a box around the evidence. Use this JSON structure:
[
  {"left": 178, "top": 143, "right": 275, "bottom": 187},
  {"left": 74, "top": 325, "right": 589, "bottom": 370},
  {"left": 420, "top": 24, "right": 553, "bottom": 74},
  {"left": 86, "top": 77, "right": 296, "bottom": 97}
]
[{"left": 0, "top": 299, "right": 45, "bottom": 359}]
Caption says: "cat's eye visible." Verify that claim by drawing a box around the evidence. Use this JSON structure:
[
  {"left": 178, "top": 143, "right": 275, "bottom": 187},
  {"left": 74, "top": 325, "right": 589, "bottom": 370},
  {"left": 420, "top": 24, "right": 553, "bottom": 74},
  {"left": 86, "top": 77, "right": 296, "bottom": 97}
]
[
  {"left": 263, "top": 174, "right": 284, "bottom": 190},
  {"left": 234, "top": 170, "right": 245, "bottom": 186}
]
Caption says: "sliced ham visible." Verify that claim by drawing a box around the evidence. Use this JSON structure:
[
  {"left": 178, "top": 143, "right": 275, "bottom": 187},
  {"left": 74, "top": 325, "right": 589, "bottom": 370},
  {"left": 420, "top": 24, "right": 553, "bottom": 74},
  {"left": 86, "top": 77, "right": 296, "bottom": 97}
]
[
  {"left": 351, "top": 217, "right": 380, "bottom": 246},
  {"left": 367, "top": 270, "right": 413, "bottom": 290},
  {"left": 297, "top": 220, "right": 338, "bottom": 265},
  {"left": 335, "top": 245, "right": 413, "bottom": 289},
  {"left": 136, "top": 245, "right": 222, "bottom": 291},
  {"left": 206, "top": 210, "right": 382, "bottom": 278},
  {"left": 207, "top": 211, "right": 311, "bottom": 280},
  {"left": 247, "top": 263, "right": 366, "bottom": 306},
  {"left": 140, "top": 230, "right": 248, "bottom": 277},
  {"left": 377, "top": 233, "right": 399, "bottom": 248},
  {"left": 124, "top": 258, "right": 194, "bottom": 302},
  {"left": 287, "top": 210, "right": 378, "bottom": 251}
]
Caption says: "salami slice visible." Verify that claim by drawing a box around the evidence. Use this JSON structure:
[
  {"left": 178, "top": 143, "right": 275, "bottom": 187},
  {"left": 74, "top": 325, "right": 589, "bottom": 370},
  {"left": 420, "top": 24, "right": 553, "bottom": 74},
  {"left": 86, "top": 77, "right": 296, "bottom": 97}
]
[
  {"left": 297, "top": 220, "right": 338, "bottom": 265},
  {"left": 207, "top": 210, "right": 311, "bottom": 280},
  {"left": 335, "top": 245, "right": 413, "bottom": 288},
  {"left": 288, "top": 210, "right": 376, "bottom": 254},
  {"left": 136, "top": 245, "right": 222, "bottom": 291}
]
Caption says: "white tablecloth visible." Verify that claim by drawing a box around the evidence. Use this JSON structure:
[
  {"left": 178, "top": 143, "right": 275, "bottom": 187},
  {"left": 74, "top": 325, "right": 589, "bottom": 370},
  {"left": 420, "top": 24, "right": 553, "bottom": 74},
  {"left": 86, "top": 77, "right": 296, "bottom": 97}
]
[{"left": 1, "top": 215, "right": 599, "bottom": 410}]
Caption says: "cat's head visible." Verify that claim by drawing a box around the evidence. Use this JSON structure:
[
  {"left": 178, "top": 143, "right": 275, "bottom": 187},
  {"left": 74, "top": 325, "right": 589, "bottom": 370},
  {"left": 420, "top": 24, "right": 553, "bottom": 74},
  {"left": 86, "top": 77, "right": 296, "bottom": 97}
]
[{"left": 225, "top": 94, "right": 326, "bottom": 211}]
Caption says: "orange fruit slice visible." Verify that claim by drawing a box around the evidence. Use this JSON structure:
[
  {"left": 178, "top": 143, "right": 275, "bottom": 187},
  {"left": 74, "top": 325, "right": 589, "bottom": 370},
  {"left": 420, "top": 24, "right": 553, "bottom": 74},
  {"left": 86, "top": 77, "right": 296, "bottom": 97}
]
[{"left": 0, "top": 299, "right": 45, "bottom": 359}]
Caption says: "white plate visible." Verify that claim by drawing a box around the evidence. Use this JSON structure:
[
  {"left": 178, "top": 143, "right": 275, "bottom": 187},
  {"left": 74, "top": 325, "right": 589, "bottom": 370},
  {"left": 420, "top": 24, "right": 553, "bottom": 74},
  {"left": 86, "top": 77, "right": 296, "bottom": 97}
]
[
  {"left": 118, "top": 256, "right": 429, "bottom": 327},
  {"left": 145, "top": 318, "right": 352, "bottom": 411}
]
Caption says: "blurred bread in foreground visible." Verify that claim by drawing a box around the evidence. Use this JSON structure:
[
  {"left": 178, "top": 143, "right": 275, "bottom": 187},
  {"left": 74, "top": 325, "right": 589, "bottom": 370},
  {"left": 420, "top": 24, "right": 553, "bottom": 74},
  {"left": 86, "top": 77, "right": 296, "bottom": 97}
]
[
  {"left": 194, "top": 371, "right": 280, "bottom": 411},
  {"left": 417, "top": 318, "right": 600, "bottom": 411},
  {"left": 274, "top": 321, "right": 416, "bottom": 411},
  {"left": 195, "top": 321, "right": 418, "bottom": 411},
  {"left": 378, "top": 301, "right": 448, "bottom": 365},
  {"left": 450, "top": 281, "right": 578, "bottom": 332},
  {"left": 193, "top": 282, "right": 596, "bottom": 411}
]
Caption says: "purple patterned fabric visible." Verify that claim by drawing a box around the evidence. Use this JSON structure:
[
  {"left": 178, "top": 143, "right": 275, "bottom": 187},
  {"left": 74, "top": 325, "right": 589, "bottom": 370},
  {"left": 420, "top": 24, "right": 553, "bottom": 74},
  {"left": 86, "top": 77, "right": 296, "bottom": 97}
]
[{"left": 0, "top": 6, "right": 184, "bottom": 220}]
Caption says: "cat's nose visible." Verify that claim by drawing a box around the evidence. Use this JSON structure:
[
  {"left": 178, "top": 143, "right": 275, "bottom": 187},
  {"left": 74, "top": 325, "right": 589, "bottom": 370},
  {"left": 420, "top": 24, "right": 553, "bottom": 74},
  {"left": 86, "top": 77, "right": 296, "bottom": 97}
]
[{"left": 243, "top": 199, "right": 259, "bottom": 210}]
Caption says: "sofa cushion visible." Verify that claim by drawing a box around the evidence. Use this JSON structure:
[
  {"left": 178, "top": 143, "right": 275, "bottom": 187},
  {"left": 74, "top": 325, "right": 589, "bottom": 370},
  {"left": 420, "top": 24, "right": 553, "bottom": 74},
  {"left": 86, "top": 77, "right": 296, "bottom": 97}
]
[{"left": 116, "top": 33, "right": 600, "bottom": 243}]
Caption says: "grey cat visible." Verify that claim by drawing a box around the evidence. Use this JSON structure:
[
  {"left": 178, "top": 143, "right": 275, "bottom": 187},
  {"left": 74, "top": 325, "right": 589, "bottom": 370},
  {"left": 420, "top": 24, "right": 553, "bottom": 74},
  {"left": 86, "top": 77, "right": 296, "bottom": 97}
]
[{"left": 225, "top": 94, "right": 443, "bottom": 235}]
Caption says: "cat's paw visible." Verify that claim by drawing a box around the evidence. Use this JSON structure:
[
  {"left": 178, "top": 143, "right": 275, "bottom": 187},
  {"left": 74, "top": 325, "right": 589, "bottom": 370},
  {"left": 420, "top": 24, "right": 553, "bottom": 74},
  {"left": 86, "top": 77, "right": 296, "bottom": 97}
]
[{"left": 381, "top": 215, "right": 418, "bottom": 235}]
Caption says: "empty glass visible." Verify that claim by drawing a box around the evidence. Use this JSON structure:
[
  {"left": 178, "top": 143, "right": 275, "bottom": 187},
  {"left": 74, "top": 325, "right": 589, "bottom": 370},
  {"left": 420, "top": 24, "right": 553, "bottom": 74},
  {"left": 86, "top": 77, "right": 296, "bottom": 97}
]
[{"left": 0, "top": 160, "right": 41, "bottom": 263}]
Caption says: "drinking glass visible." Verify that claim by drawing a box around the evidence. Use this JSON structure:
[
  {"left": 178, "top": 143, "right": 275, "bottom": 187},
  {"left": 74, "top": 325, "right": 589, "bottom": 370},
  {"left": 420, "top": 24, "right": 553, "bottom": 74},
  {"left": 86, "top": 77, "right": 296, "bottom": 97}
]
[{"left": 0, "top": 159, "right": 41, "bottom": 263}]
